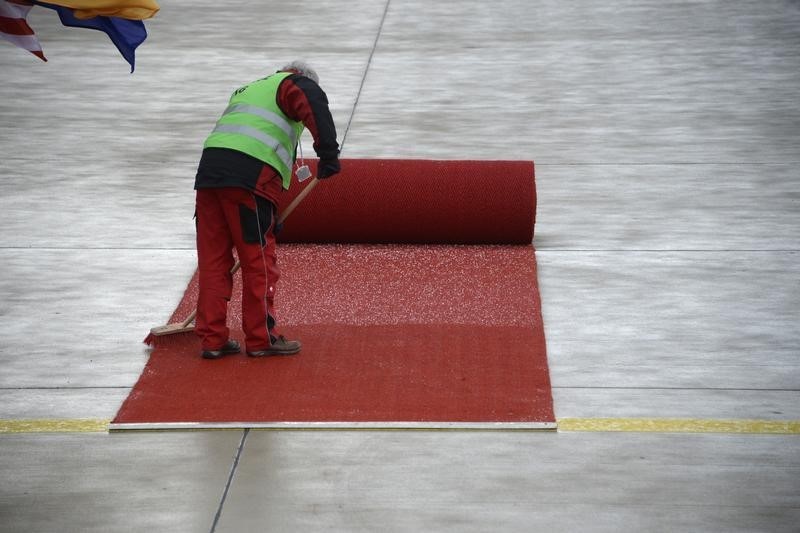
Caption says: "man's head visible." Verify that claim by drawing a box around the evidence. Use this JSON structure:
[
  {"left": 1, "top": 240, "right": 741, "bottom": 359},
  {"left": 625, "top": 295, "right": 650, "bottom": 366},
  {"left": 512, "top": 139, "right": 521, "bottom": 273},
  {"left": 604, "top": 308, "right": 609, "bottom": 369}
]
[{"left": 280, "top": 61, "right": 319, "bottom": 84}]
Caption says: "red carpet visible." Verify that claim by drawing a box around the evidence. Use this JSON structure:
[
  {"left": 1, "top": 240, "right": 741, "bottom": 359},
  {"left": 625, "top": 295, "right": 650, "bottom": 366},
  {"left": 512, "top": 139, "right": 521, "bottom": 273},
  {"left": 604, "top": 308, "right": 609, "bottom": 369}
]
[{"left": 112, "top": 159, "right": 554, "bottom": 429}]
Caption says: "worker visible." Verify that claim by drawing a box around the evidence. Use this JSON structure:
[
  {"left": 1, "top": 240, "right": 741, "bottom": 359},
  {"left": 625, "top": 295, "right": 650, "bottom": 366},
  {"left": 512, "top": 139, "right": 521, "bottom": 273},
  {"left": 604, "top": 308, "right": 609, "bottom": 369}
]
[{"left": 193, "top": 61, "right": 340, "bottom": 359}]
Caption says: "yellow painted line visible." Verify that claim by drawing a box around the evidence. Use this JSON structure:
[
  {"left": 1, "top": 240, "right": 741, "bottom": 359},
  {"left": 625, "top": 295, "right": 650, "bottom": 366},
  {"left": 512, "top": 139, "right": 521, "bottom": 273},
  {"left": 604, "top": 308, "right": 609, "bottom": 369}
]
[
  {"left": 0, "top": 419, "right": 110, "bottom": 434},
  {"left": 558, "top": 418, "right": 800, "bottom": 434},
  {"left": 3, "top": 418, "right": 800, "bottom": 434}
]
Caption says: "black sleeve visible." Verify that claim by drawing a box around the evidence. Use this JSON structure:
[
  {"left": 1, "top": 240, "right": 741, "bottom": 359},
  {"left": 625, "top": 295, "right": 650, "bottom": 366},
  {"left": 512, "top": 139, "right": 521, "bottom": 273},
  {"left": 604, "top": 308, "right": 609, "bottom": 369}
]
[{"left": 278, "top": 74, "right": 340, "bottom": 160}]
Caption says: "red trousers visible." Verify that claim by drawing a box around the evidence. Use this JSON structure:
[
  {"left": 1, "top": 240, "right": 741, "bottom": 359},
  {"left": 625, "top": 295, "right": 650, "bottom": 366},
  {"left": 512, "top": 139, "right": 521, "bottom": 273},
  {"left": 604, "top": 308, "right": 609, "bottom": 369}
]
[{"left": 194, "top": 187, "right": 279, "bottom": 352}]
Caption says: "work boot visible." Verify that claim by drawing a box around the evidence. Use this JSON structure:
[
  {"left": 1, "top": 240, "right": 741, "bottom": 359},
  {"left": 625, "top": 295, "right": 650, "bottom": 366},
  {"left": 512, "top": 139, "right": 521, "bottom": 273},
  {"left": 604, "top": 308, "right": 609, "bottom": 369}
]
[
  {"left": 201, "top": 339, "right": 241, "bottom": 360},
  {"left": 247, "top": 335, "right": 301, "bottom": 357}
]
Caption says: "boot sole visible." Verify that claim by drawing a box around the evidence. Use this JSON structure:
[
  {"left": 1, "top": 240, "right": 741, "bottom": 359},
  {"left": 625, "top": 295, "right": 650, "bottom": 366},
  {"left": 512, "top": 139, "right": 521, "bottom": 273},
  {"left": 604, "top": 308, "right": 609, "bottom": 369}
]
[
  {"left": 247, "top": 349, "right": 301, "bottom": 357},
  {"left": 201, "top": 348, "right": 241, "bottom": 360},
  {"left": 201, "top": 342, "right": 241, "bottom": 360}
]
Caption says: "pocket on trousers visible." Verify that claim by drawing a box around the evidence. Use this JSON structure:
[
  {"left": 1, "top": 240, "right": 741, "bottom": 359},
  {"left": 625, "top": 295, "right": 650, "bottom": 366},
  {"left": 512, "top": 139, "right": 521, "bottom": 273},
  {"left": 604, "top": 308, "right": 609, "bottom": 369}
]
[{"left": 239, "top": 200, "right": 273, "bottom": 245}]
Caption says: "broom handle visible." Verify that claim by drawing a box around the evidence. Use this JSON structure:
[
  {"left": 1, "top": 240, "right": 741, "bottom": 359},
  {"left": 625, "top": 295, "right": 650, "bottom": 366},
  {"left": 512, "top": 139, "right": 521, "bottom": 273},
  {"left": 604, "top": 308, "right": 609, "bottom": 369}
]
[
  {"left": 179, "top": 309, "right": 197, "bottom": 328},
  {"left": 279, "top": 176, "right": 321, "bottom": 225},
  {"left": 181, "top": 177, "right": 321, "bottom": 327}
]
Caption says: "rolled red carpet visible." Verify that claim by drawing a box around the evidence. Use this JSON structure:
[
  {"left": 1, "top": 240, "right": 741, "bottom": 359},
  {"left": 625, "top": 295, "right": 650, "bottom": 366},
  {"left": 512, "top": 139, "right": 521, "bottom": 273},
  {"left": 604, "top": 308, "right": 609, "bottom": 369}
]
[{"left": 113, "top": 159, "right": 554, "bottom": 429}]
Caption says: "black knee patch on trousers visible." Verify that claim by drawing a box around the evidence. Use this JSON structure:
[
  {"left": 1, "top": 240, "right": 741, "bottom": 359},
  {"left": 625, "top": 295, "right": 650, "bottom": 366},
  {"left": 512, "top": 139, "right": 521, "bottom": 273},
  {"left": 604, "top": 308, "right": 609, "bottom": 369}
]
[{"left": 239, "top": 197, "right": 274, "bottom": 245}]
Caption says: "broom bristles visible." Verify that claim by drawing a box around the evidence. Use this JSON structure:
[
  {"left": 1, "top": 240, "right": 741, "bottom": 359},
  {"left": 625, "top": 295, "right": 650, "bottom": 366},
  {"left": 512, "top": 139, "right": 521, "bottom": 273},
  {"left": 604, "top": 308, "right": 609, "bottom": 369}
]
[
  {"left": 143, "top": 328, "right": 196, "bottom": 348},
  {"left": 143, "top": 320, "right": 195, "bottom": 346}
]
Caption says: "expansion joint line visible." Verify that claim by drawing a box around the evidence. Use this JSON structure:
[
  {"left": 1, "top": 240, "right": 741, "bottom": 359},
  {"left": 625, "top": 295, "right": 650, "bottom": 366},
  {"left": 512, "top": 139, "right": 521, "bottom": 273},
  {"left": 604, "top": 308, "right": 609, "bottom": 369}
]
[
  {"left": 210, "top": 428, "right": 250, "bottom": 533},
  {"left": 339, "top": 0, "right": 391, "bottom": 153}
]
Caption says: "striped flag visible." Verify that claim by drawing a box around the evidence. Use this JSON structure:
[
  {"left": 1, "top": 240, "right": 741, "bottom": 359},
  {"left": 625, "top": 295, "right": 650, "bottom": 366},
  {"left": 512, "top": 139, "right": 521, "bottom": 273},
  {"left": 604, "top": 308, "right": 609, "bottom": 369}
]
[{"left": 0, "top": 0, "right": 46, "bottom": 61}]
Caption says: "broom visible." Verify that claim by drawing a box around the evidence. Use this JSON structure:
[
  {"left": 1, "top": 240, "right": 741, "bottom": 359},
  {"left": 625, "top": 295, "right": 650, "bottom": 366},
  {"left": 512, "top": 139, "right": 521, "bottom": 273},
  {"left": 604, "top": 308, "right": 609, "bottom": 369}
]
[{"left": 143, "top": 177, "right": 321, "bottom": 345}]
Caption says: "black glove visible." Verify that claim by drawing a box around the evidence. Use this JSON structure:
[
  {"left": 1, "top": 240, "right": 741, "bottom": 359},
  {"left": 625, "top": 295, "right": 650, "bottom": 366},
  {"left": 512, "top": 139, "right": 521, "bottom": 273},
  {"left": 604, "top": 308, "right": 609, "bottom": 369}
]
[{"left": 317, "top": 158, "right": 340, "bottom": 179}]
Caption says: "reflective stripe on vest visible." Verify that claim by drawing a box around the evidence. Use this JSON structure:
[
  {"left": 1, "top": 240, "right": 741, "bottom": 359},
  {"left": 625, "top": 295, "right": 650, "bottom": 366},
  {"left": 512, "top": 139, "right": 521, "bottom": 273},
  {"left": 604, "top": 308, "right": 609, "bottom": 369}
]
[
  {"left": 217, "top": 103, "right": 298, "bottom": 143},
  {"left": 211, "top": 123, "right": 294, "bottom": 170}
]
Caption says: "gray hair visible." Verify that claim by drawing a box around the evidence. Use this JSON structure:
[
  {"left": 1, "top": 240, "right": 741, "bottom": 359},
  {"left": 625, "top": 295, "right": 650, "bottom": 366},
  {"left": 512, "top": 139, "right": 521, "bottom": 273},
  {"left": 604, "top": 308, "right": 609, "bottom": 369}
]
[{"left": 280, "top": 60, "right": 319, "bottom": 84}]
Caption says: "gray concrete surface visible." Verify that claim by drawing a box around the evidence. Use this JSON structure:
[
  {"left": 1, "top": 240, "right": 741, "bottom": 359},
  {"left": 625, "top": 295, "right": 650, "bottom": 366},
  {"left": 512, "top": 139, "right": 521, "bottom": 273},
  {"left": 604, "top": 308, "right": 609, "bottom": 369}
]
[{"left": 1, "top": 0, "right": 798, "bottom": 531}]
